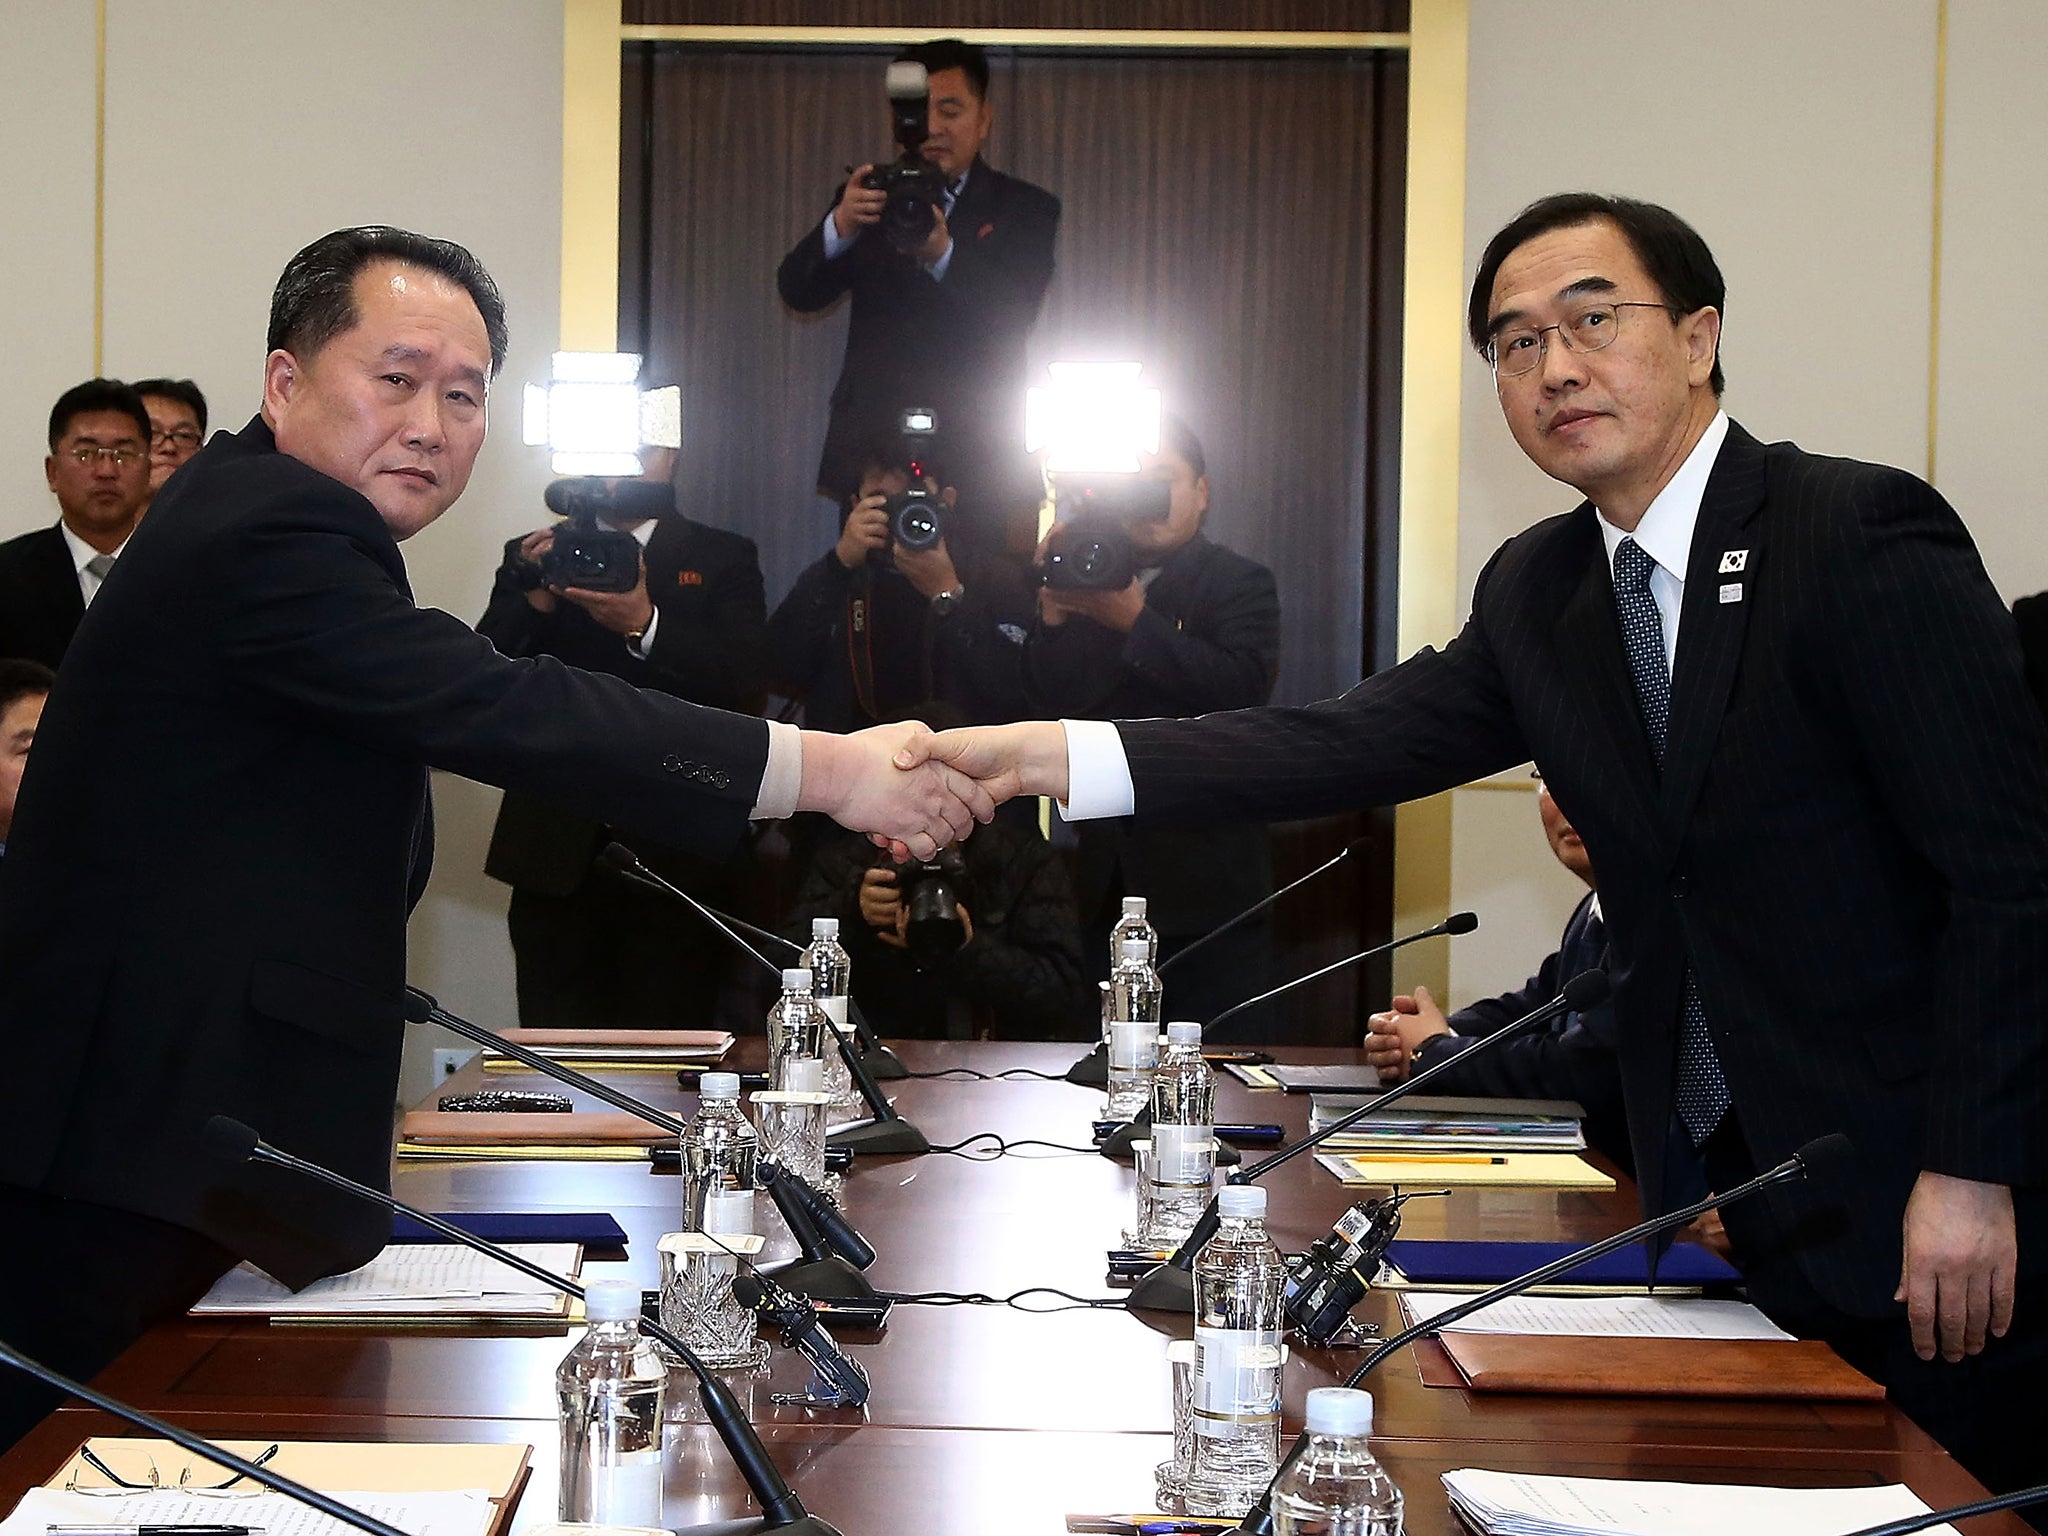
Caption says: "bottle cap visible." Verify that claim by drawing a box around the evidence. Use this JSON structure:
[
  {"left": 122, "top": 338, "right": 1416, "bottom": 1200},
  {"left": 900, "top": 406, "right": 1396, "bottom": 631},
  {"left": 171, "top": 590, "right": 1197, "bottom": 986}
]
[
  {"left": 1303, "top": 1386, "right": 1375, "bottom": 1437},
  {"left": 812, "top": 917, "right": 839, "bottom": 939},
  {"left": 781, "top": 967, "right": 814, "bottom": 990},
  {"left": 1121, "top": 897, "right": 1148, "bottom": 918},
  {"left": 583, "top": 1278, "right": 643, "bottom": 1322},
  {"left": 699, "top": 1071, "right": 741, "bottom": 1100},
  {"left": 1166, "top": 1021, "right": 1202, "bottom": 1045},
  {"left": 1217, "top": 1185, "right": 1267, "bottom": 1219}
]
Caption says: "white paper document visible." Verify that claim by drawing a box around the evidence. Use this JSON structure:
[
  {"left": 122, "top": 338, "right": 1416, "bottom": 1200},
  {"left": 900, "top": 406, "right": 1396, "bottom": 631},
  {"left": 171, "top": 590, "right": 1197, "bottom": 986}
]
[
  {"left": 2, "top": 1485, "right": 495, "bottom": 1536},
  {"left": 1399, "top": 1290, "right": 1795, "bottom": 1340},
  {"left": 1440, "top": 1468, "right": 1955, "bottom": 1536},
  {"left": 192, "top": 1242, "right": 580, "bottom": 1315}
]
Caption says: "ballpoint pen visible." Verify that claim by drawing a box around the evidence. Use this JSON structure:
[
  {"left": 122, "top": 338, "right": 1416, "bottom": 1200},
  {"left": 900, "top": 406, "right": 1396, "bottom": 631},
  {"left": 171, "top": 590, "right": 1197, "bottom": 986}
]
[{"left": 48, "top": 1525, "right": 266, "bottom": 1536}]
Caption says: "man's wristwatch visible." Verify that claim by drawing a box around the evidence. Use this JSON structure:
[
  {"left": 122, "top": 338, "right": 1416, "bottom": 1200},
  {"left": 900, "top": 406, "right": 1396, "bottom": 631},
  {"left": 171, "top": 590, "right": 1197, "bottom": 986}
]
[{"left": 929, "top": 583, "right": 966, "bottom": 617}]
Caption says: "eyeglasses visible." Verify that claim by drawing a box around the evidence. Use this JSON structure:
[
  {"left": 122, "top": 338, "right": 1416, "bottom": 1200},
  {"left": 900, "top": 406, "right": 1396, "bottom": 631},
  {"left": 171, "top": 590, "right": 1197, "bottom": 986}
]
[
  {"left": 1488, "top": 300, "right": 1672, "bottom": 377},
  {"left": 151, "top": 427, "right": 202, "bottom": 451},
  {"left": 64, "top": 1442, "right": 281, "bottom": 1494},
  {"left": 64, "top": 444, "right": 144, "bottom": 467}
]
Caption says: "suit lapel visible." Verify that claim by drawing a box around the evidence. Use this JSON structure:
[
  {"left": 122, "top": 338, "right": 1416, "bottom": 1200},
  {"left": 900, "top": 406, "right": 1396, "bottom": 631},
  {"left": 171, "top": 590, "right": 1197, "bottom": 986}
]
[
  {"left": 1659, "top": 424, "right": 1768, "bottom": 831},
  {"left": 1550, "top": 514, "right": 1662, "bottom": 836}
]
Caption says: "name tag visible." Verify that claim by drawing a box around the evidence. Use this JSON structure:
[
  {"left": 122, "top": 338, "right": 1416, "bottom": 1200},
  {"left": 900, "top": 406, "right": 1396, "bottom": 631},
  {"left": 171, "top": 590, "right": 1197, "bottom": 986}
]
[{"left": 1719, "top": 583, "right": 1743, "bottom": 605}]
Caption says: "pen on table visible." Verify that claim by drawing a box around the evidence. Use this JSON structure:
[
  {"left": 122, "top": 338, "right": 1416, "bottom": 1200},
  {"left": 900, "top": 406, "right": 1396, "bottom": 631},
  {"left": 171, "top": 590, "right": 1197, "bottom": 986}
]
[
  {"left": 48, "top": 1525, "right": 267, "bottom": 1535},
  {"left": 1344, "top": 1153, "right": 1506, "bottom": 1165},
  {"left": 1066, "top": 1518, "right": 1238, "bottom": 1535}
]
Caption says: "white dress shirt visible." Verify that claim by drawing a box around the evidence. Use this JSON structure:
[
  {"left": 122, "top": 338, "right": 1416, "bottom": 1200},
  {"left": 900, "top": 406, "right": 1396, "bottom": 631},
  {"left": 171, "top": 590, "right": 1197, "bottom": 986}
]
[{"left": 1059, "top": 411, "right": 1734, "bottom": 820}]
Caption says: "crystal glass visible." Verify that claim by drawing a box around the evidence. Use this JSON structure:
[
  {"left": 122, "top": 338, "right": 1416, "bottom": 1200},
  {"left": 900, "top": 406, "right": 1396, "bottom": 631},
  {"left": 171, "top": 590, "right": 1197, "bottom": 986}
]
[{"left": 656, "top": 1233, "right": 769, "bottom": 1370}]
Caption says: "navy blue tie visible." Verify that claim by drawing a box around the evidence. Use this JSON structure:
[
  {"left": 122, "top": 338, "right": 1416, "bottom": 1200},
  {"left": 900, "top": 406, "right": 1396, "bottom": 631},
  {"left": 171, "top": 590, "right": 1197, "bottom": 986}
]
[{"left": 1613, "top": 538, "right": 1729, "bottom": 1144}]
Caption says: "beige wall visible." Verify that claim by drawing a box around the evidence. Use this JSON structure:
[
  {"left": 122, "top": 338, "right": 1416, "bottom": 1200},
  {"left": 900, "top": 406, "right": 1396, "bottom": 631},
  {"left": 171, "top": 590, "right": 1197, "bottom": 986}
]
[{"left": 5, "top": 2, "right": 2040, "bottom": 1060}]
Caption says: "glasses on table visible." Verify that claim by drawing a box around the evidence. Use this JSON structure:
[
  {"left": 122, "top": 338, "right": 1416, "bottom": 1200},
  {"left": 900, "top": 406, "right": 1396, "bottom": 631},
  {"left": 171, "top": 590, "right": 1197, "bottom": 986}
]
[{"left": 64, "top": 1441, "right": 281, "bottom": 1494}]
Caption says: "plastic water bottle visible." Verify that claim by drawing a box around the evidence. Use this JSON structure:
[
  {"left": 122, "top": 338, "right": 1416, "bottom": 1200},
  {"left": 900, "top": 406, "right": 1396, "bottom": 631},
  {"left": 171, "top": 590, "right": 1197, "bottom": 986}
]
[
  {"left": 556, "top": 1279, "right": 666, "bottom": 1527},
  {"left": 681, "top": 1072, "right": 757, "bottom": 1236},
  {"left": 768, "top": 967, "right": 825, "bottom": 1092},
  {"left": 802, "top": 919, "right": 861, "bottom": 1113},
  {"left": 1110, "top": 895, "right": 1159, "bottom": 969},
  {"left": 1105, "top": 945, "right": 1164, "bottom": 1118},
  {"left": 1272, "top": 1387, "right": 1404, "bottom": 1535},
  {"left": 1186, "top": 1185, "right": 1286, "bottom": 1514},
  {"left": 1148, "top": 1020, "right": 1215, "bottom": 1239}
]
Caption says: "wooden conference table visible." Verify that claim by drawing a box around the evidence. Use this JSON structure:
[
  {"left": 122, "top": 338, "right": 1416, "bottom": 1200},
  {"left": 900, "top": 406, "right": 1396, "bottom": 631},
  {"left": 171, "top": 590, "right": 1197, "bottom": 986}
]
[{"left": 0, "top": 1039, "right": 2022, "bottom": 1535}]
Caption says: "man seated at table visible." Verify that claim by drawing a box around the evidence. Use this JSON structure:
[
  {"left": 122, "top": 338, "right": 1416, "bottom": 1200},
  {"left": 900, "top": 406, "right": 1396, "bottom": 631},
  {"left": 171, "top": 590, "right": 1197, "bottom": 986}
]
[{"left": 1364, "top": 769, "right": 1628, "bottom": 1171}]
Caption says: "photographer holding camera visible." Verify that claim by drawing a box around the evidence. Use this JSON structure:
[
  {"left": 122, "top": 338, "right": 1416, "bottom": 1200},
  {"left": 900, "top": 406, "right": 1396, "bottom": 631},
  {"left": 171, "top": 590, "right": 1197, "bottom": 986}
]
[
  {"left": 1023, "top": 416, "right": 1283, "bottom": 1035},
  {"left": 477, "top": 445, "right": 768, "bottom": 1030},
  {"left": 777, "top": 38, "right": 1059, "bottom": 538},
  {"left": 788, "top": 814, "right": 1087, "bottom": 1042},
  {"left": 767, "top": 431, "right": 1034, "bottom": 743}
]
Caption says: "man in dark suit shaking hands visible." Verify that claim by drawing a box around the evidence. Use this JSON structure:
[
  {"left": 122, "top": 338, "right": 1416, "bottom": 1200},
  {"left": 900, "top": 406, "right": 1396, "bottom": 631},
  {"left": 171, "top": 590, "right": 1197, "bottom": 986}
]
[
  {"left": 0, "top": 225, "right": 989, "bottom": 1449},
  {"left": 922, "top": 194, "right": 2048, "bottom": 1499},
  {"left": 778, "top": 38, "right": 1060, "bottom": 535}
]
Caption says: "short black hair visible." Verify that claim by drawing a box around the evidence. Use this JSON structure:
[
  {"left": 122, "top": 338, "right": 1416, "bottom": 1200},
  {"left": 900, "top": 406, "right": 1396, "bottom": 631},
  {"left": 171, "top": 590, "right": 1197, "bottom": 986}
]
[
  {"left": 1158, "top": 414, "right": 1207, "bottom": 480},
  {"left": 0, "top": 658, "right": 55, "bottom": 717},
  {"left": 895, "top": 38, "right": 989, "bottom": 100},
  {"left": 268, "top": 226, "right": 509, "bottom": 377},
  {"left": 851, "top": 432, "right": 949, "bottom": 499},
  {"left": 130, "top": 377, "right": 208, "bottom": 437},
  {"left": 1467, "top": 193, "right": 1727, "bottom": 396},
  {"left": 48, "top": 379, "right": 152, "bottom": 452}
]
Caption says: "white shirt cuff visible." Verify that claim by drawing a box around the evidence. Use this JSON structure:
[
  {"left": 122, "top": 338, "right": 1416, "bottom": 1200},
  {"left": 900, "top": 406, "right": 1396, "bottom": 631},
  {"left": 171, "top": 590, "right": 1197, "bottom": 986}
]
[
  {"left": 1058, "top": 718, "right": 1135, "bottom": 820},
  {"left": 821, "top": 211, "right": 853, "bottom": 260},
  {"left": 627, "top": 606, "right": 659, "bottom": 659},
  {"left": 750, "top": 719, "right": 803, "bottom": 820}
]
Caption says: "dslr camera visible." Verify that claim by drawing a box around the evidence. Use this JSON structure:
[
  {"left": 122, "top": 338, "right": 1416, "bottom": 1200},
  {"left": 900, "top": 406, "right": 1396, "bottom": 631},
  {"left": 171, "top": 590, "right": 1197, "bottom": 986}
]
[
  {"left": 516, "top": 478, "right": 673, "bottom": 594},
  {"left": 1040, "top": 477, "right": 1172, "bottom": 591},
  {"left": 882, "top": 407, "right": 946, "bottom": 553},
  {"left": 862, "top": 62, "right": 951, "bottom": 254},
  {"left": 895, "top": 847, "right": 972, "bottom": 961}
]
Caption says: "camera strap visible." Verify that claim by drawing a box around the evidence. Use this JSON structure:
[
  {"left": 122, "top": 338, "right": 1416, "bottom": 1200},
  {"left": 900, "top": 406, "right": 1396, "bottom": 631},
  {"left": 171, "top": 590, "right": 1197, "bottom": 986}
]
[{"left": 846, "top": 568, "right": 882, "bottom": 724}]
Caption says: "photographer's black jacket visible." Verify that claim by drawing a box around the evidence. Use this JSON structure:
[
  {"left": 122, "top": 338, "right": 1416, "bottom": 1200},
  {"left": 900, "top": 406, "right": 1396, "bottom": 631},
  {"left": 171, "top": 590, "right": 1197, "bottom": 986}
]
[
  {"left": 777, "top": 155, "right": 1060, "bottom": 502},
  {"left": 478, "top": 513, "right": 768, "bottom": 897},
  {"left": 1024, "top": 531, "right": 1281, "bottom": 938}
]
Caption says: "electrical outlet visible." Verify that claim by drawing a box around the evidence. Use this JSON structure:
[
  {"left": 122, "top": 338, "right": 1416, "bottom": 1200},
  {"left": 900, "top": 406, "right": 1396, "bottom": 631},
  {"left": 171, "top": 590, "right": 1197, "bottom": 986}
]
[{"left": 433, "top": 1047, "right": 478, "bottom": 1082}]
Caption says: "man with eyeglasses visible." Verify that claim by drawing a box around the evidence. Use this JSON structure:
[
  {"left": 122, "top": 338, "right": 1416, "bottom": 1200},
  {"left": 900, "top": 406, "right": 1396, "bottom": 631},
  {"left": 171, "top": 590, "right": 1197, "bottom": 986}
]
[
  {"left": 918, "top": 192, "right": 2048, "bottom": 1505},
  {"left": 131, "top": 376, "right": 209, "bottom": 507},
  {"left": 0, "top": 379, "right": 153, "bottom": 669}
]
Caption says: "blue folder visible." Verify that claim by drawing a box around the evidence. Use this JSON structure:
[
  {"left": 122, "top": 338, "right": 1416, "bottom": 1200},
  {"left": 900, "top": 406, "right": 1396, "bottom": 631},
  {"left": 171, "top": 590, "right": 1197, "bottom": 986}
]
[
  {"left": 1385, "top": 1238, "right": 1739, "bottom": 1287},
  {"left": 391, "top": 1211, "right": 631, "bottom": 1247}
]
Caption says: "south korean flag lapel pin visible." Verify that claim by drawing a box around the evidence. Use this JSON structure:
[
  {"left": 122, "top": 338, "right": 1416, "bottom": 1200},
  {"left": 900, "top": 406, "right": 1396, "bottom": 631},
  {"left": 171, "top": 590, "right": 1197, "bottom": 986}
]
[{"left": 1716, "top": 547, "right": 1749, "bottom": 605}]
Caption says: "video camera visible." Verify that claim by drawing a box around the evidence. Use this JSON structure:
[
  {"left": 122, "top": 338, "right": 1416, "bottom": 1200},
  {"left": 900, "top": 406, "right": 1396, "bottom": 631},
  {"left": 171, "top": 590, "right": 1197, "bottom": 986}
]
[
  {"left": 862, "top": 61, "right": 951, "bottom": 253},
  {"left": 1040, "top": 477, "right": 1172, "bottom": 590},
  {"left": 517, "top": 478, "right": 673, "bottom": 594},
  {"left": 878, "top": 407, "right": 947, "bottom": 554}
]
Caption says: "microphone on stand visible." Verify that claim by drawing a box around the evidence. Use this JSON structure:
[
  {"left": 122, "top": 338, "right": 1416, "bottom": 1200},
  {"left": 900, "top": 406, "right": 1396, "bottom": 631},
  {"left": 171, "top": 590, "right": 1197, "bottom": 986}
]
[
  {"left": 0, "top": 1339, "right": 412, "bottom": 1536},
  {"left": 198, "top": 1116, "right": 844, "bottom": 1535},
  {"left": 601, "top": 843, "right": 906, "bottom": 1078},
  {"left": 401, "top": 986, "right": 869, "bottom": 1261},
  {"left": 1220, "top": 1133, "right": 1858, "bottom": 1536},
  {"left": 1067, "top": 839, "right": 1369, "bottom": 1088},
  {"left": 1122, "top": 965, "right": 1600, "bottom": 1313},
  {"left": 757, "top": 1159, "right": 879, "bottom": 1301},
  {"left": 599, "top": 844, "right": 929, "bottom": 1154},
  {"left": 1098, "top": 912, "right": 1480, "bottom": 1161}
]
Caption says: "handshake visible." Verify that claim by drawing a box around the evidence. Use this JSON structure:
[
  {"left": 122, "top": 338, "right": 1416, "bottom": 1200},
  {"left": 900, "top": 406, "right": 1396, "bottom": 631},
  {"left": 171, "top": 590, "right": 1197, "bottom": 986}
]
[{"left": 799, "top": 721, "right": 1074, "bottom": 860}]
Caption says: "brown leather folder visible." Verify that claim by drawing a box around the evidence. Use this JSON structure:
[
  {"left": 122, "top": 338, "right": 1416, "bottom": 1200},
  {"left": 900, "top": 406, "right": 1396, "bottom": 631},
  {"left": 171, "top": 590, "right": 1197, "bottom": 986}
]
[{"left": 1435, "top": 1332, "right": 1885, "bottom": 1400}]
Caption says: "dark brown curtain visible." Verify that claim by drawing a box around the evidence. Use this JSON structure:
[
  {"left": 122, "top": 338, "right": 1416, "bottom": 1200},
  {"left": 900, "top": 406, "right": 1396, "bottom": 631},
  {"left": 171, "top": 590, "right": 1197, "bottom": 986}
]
[{"left": 620, "top": 37, "right": 1408, "bottom": 1037}]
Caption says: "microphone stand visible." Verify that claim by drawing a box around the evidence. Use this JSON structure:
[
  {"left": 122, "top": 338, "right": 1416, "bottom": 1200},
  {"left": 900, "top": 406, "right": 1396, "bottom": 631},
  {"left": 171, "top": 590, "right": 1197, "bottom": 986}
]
[
  {"left": 1842, "top": 1484, "right": 2048, "bottom": 1536},
  {"left": 604, "top": 843, "right": 905, "bottom": 1078},
  {"left": 1099, "top": 912, "right": 1479, "bottom": 1161},
  {"left": 1122, "top": 966, "right": 1599, "bottom": 1313},
  {"left": 601, "top": 845, "right": 929, "bottom": 1152},
  {"left": 758, "top": 1159, "right": 880, "bottom": 1301},
  {"left": 0, "top": 1340, "right": 412, "bottom": 1536},
  {"left": 1217, "top": 1134, "right": 1854, "bottom": 1536},
  {"left": 403, "top": 987, "right": 875, "bottom": 1271},
  {"left": 1066, "top": 840, "right": 1367, "bottom": 1088},
  {"left": 204, "top": 1119, "right": 841, "bottom": 1536}
]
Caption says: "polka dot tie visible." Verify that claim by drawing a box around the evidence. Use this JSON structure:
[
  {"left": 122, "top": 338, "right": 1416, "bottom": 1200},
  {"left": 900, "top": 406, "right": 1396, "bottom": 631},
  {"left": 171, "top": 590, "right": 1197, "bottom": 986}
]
[{"left": 1613, "top": 538, "right": 1729, "bottom": 1144}]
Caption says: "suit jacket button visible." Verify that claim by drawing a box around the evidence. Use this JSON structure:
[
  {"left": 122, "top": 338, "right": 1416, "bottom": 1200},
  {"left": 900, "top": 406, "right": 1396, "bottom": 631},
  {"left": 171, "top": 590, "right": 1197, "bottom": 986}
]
[
  {"left": 712, "top": 772, "right": 730, "bottom": 789},
  {"left": 1669, "top": 873, "right": 1688, "bottom": 897},
  {"left": 663, "top": 753, "right": 685, "bottom": 773}
]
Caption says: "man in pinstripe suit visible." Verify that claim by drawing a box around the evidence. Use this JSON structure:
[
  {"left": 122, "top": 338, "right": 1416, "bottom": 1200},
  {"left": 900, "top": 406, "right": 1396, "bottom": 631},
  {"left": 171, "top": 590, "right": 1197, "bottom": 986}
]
[{"left": 922, "top": 194, "right": 2048, "bottom": 1496}]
